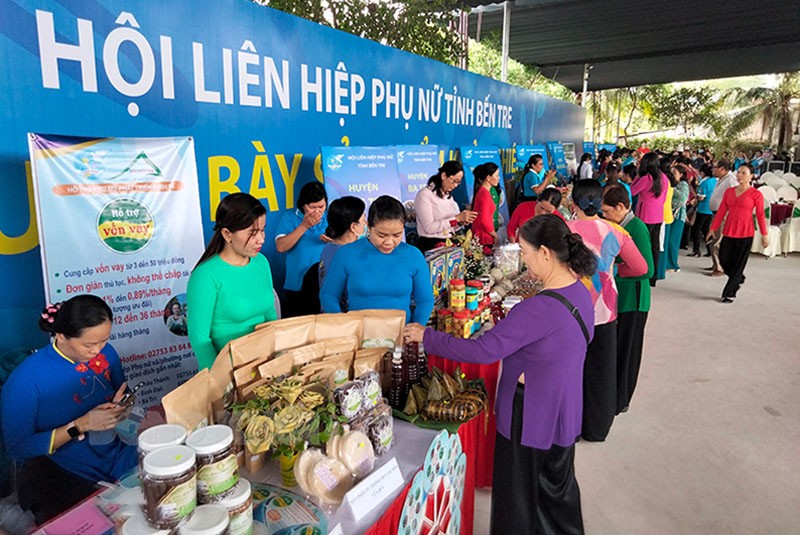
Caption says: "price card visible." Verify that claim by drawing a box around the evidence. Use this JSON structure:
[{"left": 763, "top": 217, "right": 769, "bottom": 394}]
[{"left": 345, "top": 457, "right": 404, "bottom": 522}]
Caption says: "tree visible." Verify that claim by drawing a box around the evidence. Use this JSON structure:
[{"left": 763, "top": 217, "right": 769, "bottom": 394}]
[
  {"left": 723, "top": 72, "right": 800, "bottom": 151},
  {"left": 643, "top": 86, "right": 724, "bottom": 137},
  {"left": 255, "top": 0, "right": 467, "bottom": 65}
]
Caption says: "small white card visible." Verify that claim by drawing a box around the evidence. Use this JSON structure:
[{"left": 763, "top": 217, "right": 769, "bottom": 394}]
[
  {"left": 328, "top": 523, "right": 344, "bottom": 535},
  {"left": 345, "top": 457, "right": 404, "bottom": 522}
]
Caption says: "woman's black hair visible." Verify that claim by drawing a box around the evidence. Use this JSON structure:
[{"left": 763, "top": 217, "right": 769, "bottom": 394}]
[
  {"left": 296, "top": 181, "right": 328, "bottom": 212},
  {"left": 519, "top": 214, "right": 597, "bottom": 278},
  {"left": 325, "top": 196, "right": 366, "bottom": 239},
  {"left": 605, "top": 162, "right": 621, "bottom": 184},
  {"left": 538, "top": 187, "right": 562, "bottom": 208},
  {"left": 367, "top": 195, "right": 406, "bottom": 227},
  {"left": 472, "top": 162, "right": 499, "bottom": 201},
  {"left": 699, "top": 163, "right": 713, "bottom": 177},
  {"left": 523, "top": 154, "right": 543, "bottom": 175},
  {"left": 427, "top": 160, "right": 463, "bottom": 198},
  {"left": 622, "top": 163, "right": 637, "bottom": 179},
  {"left": 739, "top": 163, "right": 755, "bottom": 175},
  {"left": 580, "top": 153, "right": 593, "bottom": 164},
  {"left": 638, "top": 152, "right": 664, "bottom": 198},
  {"left": 39, "top": 294, "right": 112, "bottom": 338},
  {"left": 670, "top": 164, "right": 688, "bottom": 187},
  {"left": 603, "top": 183, "right": 631, "bottom": 210},
  {"left": 571, "top": 179, "right": 603, "bottom": 217},
  {"left": 195, "top": 193, "right": 266, "bottom": 269}
]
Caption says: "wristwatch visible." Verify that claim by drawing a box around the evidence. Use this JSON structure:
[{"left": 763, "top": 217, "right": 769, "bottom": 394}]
[{"left": 67, "top": 421, "right": 84, "bottom": 441}]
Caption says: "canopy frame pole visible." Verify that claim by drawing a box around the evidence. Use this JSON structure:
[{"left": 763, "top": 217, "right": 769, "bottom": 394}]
[{"left": 501, "top": 1, "right": 510, "bottom": 82}]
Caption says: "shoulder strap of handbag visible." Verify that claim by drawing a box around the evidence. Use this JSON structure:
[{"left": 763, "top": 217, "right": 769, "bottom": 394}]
[{"left": 537, "top": 290, "right": 590, "bottom": 344}]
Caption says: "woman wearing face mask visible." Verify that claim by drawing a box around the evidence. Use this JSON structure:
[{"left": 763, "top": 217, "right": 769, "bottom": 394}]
[
  {"left": 275, "top": 182, "right": 329, "bottom": 317},
  {"left": 404, "top": 215, "right": 596, "bottom": 534},
  {"left": 414, "top": 161, "right": 478, "bottom": 253},
  {"left": 320, "top": 196, "right": 434, "bottom": 323},
  {"left": 471, "top": 162, "right": 502, "bottom": 251},
  {"left": 318, "top": 196, "right": 367, "bottom": 308},
  {"left": 187, "top": 193, "right": 277, "bottom": 370}
]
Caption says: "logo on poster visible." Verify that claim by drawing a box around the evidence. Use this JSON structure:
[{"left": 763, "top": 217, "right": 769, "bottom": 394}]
[{"left": 96, "top": 198, "right": 155, "bottom": 253}]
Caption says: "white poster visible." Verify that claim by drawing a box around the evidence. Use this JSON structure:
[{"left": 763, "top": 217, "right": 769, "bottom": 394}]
[{"left": 29, "top": 134, "right": 204, "bottom": 406}]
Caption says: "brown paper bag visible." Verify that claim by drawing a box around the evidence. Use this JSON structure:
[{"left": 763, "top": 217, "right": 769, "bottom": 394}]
[
  {"left": 354, "top": 349, "right": 385, "bottom": 376},
  {"left": 233, "top": 360, "right": 262, "bottom": 391},
  {"left": 208, "top": 343, "right": 235, "bottom": 423},
  {"left": 163, "top": 369, "right": 210, "bottom": 432},
  {"left": 287, "top": 342, "right": 326, "bottom": 367},
  {"left": 322, "top": 336, "right": 359, "bottom": 356},
  {"left": 301, "top": 352, "right": 353, "bottom": 389},
  {"left": 349, "top": 309, "right": 406, "bottom": 348},
  {"left": 267, "top": 316, "right": 316, "bottom": 352},
  {"left": 257, "top": 352, "right": 295, "bottom": 383},
  {"left": 314, "top": 314, "right": 364, "bottom": 344},
  {"left": 230, "top": 324, "right": 275, "bottom": 368}
]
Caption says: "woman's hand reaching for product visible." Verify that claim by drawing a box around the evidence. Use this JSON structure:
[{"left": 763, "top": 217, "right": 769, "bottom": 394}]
[
  {"left": 403, "top": 323, "right": 426, "bottom": 343},
  {"left": 456, "top": 210, "right": 478, "bottom": 224}
]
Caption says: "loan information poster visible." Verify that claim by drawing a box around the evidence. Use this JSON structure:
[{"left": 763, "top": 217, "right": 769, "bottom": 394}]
[{"left": 29, "top": 134, "right": 204, "bottom": 406}]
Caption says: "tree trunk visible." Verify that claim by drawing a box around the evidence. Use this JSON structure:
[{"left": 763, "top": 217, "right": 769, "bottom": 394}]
[{"left": 623, "top": 89, "right": 638, "bottom": 138}]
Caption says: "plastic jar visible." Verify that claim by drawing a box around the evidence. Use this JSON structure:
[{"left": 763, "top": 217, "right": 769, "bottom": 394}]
[
  {"left": 449, "top": 279, "right": 465, "bottom": 311},
  {"left": 138, "top": 424, "right": 188, "bottom": 470},
  {"left": 122, "top": 512, "right": 171, "bottom": 535},
  {"left": 467, "top": 280, "right": 484, "bottom": 302},
  {"left": 142, "top": 445, "right": 197, "bottom": 529},
  {"left": 465, "top": 287, "right": 479, "bottom": 311},
  {"left": 437, "top": 308, "right": 452, "bottom": 333},
  {"left": 452, "top": 310, "right": 471, "bottom": 338},
  {"left": 179, "top": 504, "right": 230, "bottom": 535},
  {"left": 218, "top": 479, "right": 253, "bottom": 535},
  {"left": 186, "top": 425, "right": 239, "bottom": 504}
]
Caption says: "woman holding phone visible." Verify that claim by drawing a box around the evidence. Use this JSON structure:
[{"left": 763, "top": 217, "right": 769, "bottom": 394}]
[{"left": 1, "top": 295, "right": 137, "bottom": 523}]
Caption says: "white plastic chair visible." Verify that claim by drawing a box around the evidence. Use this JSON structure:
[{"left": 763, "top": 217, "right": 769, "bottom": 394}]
[
  {"left": 751, "top": 200, "right": 782, "bottom": 258},
  {"left": 772, "top": 178, "right": 788, "bottom": 189},
  {"left": 780, "top": 203, "right": 800, "bottom": 254},
  {"left": 763, "top": 175, "right": 781, "bottom": 188},
  {"left": 776, "top": 186, "right": 798, "bottom": 202},
  {"left": 788, "top": 175, "right": 800, "bottom": 189},
  {"left": 782, "top": 172, "right": 797, "bottom": 182},
  {"left": 760, "top": 172, "right": 776, "bottom": 182},
  {"left": 758, "top": 185, "right": 778, "bottom": 203},
  {"left": 773, "top": 169, "right": 784, "bottom": 177}
]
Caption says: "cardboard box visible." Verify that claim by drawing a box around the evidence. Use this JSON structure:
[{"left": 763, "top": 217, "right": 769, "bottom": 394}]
[
  {"left": 444, "top": 247, "right": 464, "bottom": 282},
  {"left": 426, "top": 250, "right": 447, "bottom": 298}
]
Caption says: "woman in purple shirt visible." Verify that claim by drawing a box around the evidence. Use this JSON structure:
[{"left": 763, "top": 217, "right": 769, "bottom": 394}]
[{"left": 405, "top": 214, "right": 597, "bottom": 534}]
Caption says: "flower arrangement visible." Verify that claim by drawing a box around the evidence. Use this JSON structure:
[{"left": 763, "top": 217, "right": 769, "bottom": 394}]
[
  {"left": 233, "top": 375, "right": 343, "bottom": 464},
  {"left": 448, "top": 230, "right": 492, "bottom": 280}
]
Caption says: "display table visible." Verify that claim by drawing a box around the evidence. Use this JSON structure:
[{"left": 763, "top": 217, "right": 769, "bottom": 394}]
[{"left": 427, "top": 354, "right": 498, "bottom": 489}]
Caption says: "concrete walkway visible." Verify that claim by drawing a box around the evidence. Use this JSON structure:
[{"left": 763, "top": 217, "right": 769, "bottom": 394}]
[{"left": 475, "top": 250, "right": 800, "bottom": 534}]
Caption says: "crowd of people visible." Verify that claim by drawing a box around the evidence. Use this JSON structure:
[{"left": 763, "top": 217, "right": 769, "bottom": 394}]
[{"left": 2, "top": 146, "right": 772, "bottom": 529}]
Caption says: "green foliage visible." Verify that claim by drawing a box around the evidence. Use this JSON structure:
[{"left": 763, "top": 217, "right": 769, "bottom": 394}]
[
  {"left": 468, "top": 33, "right": 575, "bottom": 102},
  {"left": 257, "top": 0, "right": 466, "bottom": 65}
]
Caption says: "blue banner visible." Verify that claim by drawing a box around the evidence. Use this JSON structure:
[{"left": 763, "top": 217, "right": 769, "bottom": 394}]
[
  {"left": 598, "top": 143, "right": 618, "bottom": 154},
  {"left": 0, "top": 0, "right": 584, "bottom": 354},
  {"left": 514, "top": 144, "right": 549, "bottom": 171},
  {"left": 320, "top": 146, "right": 401, "bottom": 208},
  {"left": 458, "top": 146, "right": 509, "bottom": 223},
  {"left": 582, "top": 142, "right": 596, "bottom": 158},
  {"left": 395, "top": 145, "right": 440, "bottom": 203},
  {"left": 546, "top": 142, "right": 569, "bottom": 183}
]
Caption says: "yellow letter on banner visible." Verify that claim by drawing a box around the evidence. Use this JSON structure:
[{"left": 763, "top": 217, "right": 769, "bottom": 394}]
[
  {"left": 0, "top": 162, "right": 39, "bottom": 255},
  {"left": 208, "top": 156, "right": 241, "bottom": 221}
]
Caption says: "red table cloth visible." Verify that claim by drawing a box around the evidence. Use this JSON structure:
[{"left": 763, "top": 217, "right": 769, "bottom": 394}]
[
  {"left": 770, "top": 202, "right": 794, "bottom": 225},
  {"left": 365, "top": 412, "right": 481, "bottom": 535}
]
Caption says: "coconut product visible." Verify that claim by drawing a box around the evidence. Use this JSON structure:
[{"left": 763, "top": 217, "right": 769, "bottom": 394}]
[
  {"left": 138, "top": 424, "right": 187, "bottom": 470},
  {"left": 186, "top": 425, "right": 239, "bottom": 504},
  {"left": 178, "top": 504, "right": 229, "bottom": 535},
  {"left": 217, "top": 479, "right": 254, "bottom": 535},
  {"left": 142, "top": 445, "right": 197, "bottom": 529},
  {"left": 308, "top": 457, "right": 353, "bottom": 505},
  {"left": 338, "top": 430, "right": 375, "bottom": 478}
]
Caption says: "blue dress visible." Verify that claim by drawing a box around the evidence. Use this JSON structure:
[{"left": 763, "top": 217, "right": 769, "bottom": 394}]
[
  {"left": 276, "top": 209, "right": 328, "bottom": 291},
  {"left": 1, "top": 343, "right": 136, "bottom": 482},
  {"left": 319, "top": 239, "right": 434, "bottom": 323}
]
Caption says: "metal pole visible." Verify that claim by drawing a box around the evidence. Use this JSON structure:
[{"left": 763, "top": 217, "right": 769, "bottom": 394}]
[
  {"left": 581, "top": 63, "right": 590, "bottom": 108},
  {"left": 501, "top": 1, "right": 510, "bottom": 82}
]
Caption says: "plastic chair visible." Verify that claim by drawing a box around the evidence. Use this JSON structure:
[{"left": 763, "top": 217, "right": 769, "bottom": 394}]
[
  {"left": 776, "top": 186, "right": 798, "bottom": 202},
  {"left": 773, "top": 169, "right": 784, "bottom": 177},
  {"left": 751, "top": 201, "right": 782, "bottom": 258},
  {"left": 783, "top": 172, "right": 797, "bottom": 182},
  {"left": 787, "top": 175, "right": 800, "bottom": 189},
  {"left": 758, "top": 185, "right": 778, "bottom": 203},
  {"left": 760, "top": 172, "right": 776, "bottom": 182},
  {"left": 772, "top": 178, "right": 788, "bottom": 189},
  {"left": 273, "top": 288, "right": 282, "bottom": 319},
  {"left": 780, "top": 203, "right": 800, "bottom": 254}
]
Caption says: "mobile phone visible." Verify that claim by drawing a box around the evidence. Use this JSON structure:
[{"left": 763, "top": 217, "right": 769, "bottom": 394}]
[{"left": 116, "top": 381, "right": 145, "bottom": 407}]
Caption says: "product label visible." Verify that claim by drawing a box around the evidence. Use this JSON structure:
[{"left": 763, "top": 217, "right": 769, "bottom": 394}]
[
  {"left": 314, "top": 464, "right": 340, "bottom": 491},
  {"left": 341, "top": 390, "right": 363, "bottom": 419},
  {"left": 364, "top": 380, "right": 381, "bottom": 407},
  {"left": 157, "top": 477, "right": 197, "bottom": 521},
  {"left": 333, "top": 369, "right": 348, "bottom": 387},
  {"left": 197, "top": 453, "right": 239, "bottom": 498},
  {"left": 229, "top": 509, "right": 254, "bottom": 535}
]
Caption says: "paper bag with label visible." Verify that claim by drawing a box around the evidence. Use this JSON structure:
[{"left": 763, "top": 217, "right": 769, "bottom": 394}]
[
  {"left": 314, "top": 314, "right": 364, "bottom": 344},
  {"left": 288, "top": 342, "right": 326, "bottom": 367},
  {"left": 349, "top": 309, "right": 406, "bottom": 349},
  {"left": 265, "top": 316, "right": 316, "bottom": 353},
  {"left": 353, "top": 348, "right": 385, "bottom": 376},
  {"left": 322, "top": 336, "right": 359, "bottom": 356},
  {"left": 163, "top": 369, "right": 210, "bottom": 432}
]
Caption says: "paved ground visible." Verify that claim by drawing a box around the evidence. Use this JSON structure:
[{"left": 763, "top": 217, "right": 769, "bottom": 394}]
[{"left": 474, "top": 250, "right": 800, "bottom": 534}]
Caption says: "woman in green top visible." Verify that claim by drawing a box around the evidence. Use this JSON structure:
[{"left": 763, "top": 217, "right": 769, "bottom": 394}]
[
  {"left": 187, "top": 193, "right": 278, "bottom": 370},
  {"left": 601, "top": 184, "right": 654, "bottom": 414}
]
